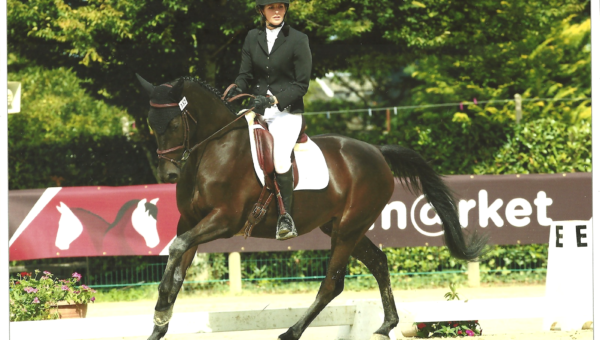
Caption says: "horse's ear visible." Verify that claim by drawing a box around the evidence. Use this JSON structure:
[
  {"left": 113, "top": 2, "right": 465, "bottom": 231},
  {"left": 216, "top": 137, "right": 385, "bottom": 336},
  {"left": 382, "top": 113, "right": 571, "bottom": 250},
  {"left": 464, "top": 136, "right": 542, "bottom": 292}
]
[
  {"left": 135, "top": 73, "right": 154, "bottom": 96},
  {"left": 168, "top": 78, "right": 185, "bottom": 101}
]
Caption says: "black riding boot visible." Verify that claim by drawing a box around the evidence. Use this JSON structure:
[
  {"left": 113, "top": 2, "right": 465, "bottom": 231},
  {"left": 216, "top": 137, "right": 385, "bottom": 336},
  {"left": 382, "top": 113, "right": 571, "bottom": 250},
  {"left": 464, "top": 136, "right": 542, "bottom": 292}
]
[{"left": 275, "top": 168, "right": 297, "bottom": 240}]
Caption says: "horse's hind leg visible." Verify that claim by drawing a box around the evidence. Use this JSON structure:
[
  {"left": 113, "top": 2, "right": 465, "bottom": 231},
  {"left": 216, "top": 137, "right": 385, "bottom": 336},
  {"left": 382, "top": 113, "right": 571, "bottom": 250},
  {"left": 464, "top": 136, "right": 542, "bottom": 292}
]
[
  {"left": 351, "top": 236, "right": 399, "bottom": 339},
  {"left": 148, "top": 247, "right": 196, "bottom": 340}
]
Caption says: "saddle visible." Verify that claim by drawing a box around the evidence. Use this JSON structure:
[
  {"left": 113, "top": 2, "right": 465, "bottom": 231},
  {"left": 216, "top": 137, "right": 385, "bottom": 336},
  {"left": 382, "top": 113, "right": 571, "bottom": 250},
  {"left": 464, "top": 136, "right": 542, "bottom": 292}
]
[
  {"left": 242, "top": 113, "right": 308, "bottom": 238},
  {"left": 253, "top": 114, "right": 308, "bottom": 187}
]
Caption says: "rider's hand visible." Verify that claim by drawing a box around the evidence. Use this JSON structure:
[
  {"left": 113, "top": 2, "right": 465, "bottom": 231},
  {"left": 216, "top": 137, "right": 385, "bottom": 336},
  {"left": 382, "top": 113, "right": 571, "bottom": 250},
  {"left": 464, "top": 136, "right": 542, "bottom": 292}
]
[
  {"left": 224, "top": 85, "right": 243, "bottom": 101},
  {"left": 253, "top": 95, "right": 276, "bottom": 111}
]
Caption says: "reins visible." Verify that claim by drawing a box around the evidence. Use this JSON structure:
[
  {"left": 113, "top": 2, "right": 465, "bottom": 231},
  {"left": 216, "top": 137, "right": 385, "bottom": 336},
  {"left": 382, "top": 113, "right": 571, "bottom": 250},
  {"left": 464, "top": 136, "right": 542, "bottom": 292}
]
[{"left": 150, "top": 84, "right": 256, "bottom": 167}]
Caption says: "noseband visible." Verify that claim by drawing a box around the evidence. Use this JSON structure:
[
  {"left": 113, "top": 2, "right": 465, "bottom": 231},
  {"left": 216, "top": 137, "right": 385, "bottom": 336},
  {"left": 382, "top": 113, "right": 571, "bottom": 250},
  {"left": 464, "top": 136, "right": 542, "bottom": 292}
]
[{"left": 150, "top": 84, "right": 255, "bottom": 168}]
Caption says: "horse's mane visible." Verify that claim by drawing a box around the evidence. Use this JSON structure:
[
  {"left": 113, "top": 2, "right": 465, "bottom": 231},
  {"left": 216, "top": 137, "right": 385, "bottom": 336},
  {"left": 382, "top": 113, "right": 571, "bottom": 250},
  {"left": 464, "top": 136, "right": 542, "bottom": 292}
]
[{"left": 176, "top": 76, "right": 236, "bottom": 115}]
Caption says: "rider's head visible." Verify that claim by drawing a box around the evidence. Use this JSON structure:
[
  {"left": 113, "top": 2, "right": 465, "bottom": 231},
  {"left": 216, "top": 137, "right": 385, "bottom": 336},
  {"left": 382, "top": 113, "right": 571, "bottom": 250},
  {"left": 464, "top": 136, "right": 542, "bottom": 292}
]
[{"left": 256, "top": 0, "right": 289, "bottom": 28}]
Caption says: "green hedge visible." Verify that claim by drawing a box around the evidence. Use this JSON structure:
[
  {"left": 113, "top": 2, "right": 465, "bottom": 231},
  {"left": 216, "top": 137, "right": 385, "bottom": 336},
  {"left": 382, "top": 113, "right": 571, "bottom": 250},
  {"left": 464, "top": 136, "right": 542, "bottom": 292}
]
[
  {"left": 473, "top": 118, "right": 591, "bottom": 174},
  {"left": 8, "top": 135, "right": 156, "bottom": 189},
  {"left": 184, "top": 244, "right": 549, "bottom": 290}
]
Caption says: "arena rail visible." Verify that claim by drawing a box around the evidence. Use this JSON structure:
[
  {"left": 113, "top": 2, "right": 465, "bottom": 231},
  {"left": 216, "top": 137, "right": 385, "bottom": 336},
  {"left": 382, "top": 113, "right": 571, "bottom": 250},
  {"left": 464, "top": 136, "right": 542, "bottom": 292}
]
[{"left": 10, "top": 297, "right": 560, "bottom": 340}]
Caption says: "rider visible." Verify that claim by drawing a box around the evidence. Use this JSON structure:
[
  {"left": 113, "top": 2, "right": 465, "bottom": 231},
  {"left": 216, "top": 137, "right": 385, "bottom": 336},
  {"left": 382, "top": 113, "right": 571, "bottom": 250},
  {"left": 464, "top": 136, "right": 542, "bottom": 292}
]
[{"left": 226, "top": 0, "right": 311, "bottom": 240}]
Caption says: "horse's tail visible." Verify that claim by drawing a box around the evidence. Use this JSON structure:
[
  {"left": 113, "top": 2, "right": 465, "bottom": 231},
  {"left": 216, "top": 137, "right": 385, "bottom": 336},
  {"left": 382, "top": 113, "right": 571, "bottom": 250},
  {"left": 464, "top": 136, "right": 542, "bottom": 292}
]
[{"left": 378, "top": 144, "right": 488, "bottom": 261}]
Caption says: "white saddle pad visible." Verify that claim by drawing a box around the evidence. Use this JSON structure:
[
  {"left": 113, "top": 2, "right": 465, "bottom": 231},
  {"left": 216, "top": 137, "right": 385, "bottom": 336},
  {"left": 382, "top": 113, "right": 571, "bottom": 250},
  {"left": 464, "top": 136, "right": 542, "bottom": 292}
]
[{"left": 243, "top": 110, "right": 329, "bottom": 191}]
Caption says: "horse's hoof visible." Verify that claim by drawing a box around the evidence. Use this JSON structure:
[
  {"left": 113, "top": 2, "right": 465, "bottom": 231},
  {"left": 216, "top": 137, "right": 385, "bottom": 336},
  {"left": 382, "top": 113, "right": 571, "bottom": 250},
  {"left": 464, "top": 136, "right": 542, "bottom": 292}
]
[
  {"left": 147, "top": 323, "right": 168, "bottom": 340},
  {"left": 277, "top": 330, "right": 295, "bottom": 340},
  {"left": 370, "top": 334, "right": 390, "bottom": 340}
]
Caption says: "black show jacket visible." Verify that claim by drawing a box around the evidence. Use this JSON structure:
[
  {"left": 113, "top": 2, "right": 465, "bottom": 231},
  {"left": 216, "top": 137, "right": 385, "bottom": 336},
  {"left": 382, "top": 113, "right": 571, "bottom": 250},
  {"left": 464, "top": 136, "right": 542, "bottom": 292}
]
[{"left": 234, "top": 24, "right": 312, "bottom": 114}]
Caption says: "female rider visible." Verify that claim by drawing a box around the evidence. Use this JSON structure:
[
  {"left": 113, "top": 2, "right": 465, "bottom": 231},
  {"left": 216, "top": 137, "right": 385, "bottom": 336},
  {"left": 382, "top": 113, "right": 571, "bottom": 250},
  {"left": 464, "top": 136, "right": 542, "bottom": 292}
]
[{"left": 226, "top": 0, "right": 312, "bottom": 240}]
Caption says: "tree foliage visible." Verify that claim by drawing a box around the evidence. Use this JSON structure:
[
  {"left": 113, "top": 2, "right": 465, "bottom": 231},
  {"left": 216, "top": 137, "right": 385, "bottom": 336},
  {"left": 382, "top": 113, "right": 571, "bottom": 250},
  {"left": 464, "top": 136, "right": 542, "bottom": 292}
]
[
  {"left": 7, "top": 0, "right": 590, "bottom": 187},
  {"left": 7, "top": 60, "right": 155, "bottom": 189}
]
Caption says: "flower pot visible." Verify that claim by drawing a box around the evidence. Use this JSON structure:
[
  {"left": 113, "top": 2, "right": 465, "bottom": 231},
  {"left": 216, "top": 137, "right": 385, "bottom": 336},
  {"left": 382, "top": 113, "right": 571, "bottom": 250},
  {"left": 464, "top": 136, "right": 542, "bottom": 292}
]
[{"left": 54, "top": 302, "right": 88, "bottom": 319}]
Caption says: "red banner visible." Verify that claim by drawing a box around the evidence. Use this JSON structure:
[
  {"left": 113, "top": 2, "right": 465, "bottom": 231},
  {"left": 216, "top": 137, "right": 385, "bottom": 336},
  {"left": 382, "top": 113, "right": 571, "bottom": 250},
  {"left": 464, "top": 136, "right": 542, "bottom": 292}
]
[
  {"left": 8, "top": 173, "right": 592, "bottom": 261},
  {"left": 9, "top": 185, "right": 179, "bottom": 261}
]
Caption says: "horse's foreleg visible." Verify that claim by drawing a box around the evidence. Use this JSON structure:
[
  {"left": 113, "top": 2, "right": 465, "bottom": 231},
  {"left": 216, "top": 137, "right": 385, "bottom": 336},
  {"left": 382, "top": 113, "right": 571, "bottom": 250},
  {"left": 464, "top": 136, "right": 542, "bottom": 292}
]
[
  {"left": 278, "top": 226, "right": 361, "bottom": 340},
  {"left": 351, "top": 237, "right": 399, "bottom": 339},
  {"left": 148, "top": 210, "right": 237, "bottom": 340},
  {"left": 150, "top": 247, "right": 195, "bottom": 340},
  {"left": 154, "top": 247, "right": 196, "bottom": 312}
]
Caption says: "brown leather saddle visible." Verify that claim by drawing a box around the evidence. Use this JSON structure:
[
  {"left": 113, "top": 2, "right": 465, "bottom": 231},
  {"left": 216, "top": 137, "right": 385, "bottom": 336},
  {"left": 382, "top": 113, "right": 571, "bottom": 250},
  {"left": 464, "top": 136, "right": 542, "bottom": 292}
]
[
  {"left": 242, "top": 114, "right": 308, "bottom": 238},
  {"left": 253, "top": 114, "right": 308, "bottom": 188}
]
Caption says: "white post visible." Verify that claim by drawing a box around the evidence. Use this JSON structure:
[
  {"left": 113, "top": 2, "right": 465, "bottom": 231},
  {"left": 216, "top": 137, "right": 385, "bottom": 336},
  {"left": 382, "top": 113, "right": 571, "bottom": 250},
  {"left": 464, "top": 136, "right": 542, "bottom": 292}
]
[
  {"left": 228, "top": 252, "right": 242, "bottom": 294},
  {"left": 514, "top": 93, "right": 522, "bottom": 124},
  {"left": 467, "top": 261, "right": 480, "bottom": 288}
]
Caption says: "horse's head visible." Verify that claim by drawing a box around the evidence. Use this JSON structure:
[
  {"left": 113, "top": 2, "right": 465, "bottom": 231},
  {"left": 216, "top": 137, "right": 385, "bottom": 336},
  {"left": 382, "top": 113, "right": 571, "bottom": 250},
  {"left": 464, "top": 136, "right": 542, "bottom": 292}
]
[
  {"left": 137, "top": 74, "right": 190, "bottom": 183},
  {"left": 137, "top": 74, "right": 239, "bottom": 183}
]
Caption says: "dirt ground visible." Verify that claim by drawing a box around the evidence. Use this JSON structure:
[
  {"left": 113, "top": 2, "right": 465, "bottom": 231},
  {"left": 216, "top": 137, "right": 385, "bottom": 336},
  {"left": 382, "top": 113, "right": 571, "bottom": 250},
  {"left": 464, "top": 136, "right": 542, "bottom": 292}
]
[{"left": 83, "top": 285, "right": 593, "bottom": 340}]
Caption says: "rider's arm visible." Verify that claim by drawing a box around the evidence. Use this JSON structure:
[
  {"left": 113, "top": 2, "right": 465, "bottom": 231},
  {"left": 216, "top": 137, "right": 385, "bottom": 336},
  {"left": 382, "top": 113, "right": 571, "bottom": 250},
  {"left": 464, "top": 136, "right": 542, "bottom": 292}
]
[
  {"left": 274, "top": 34, "right": 311, "bottom": 111},
  {"left": 234, "top": 31, "right": 254, "bottom": 93}
]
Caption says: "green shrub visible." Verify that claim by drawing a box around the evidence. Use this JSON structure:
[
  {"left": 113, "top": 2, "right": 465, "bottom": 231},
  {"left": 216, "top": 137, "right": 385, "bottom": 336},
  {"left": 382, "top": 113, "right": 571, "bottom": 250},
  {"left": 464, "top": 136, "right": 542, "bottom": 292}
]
[{"left": 474, "top": 118, "right": 591, "bottom": 174}]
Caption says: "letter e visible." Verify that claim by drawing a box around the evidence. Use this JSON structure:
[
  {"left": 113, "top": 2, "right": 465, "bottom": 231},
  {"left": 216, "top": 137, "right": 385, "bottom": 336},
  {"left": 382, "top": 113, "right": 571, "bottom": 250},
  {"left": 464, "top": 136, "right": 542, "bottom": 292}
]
[
  {"left": 555, "top": 225, "right": 563, "bottom": 248},
  {"left": 576, "top": 225, "right": 587, "bottom": 247}
]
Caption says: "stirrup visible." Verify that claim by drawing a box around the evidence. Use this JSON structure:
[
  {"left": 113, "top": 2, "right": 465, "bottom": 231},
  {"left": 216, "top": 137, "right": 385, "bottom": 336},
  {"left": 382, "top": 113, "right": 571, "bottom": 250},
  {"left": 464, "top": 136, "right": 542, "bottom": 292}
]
[{"left": 276, "top": 213, "right": 297, "bottom": 240}]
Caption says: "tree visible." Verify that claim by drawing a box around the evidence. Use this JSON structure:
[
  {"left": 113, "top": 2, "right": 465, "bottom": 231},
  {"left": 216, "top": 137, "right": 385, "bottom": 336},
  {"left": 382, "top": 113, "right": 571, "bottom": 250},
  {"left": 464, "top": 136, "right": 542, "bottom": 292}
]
[
  {"left": 8, "top": 0, "right": 590, "bottom": 179},
  {"left": 7, "top": 58, "right": 156, "bottom": 189}
]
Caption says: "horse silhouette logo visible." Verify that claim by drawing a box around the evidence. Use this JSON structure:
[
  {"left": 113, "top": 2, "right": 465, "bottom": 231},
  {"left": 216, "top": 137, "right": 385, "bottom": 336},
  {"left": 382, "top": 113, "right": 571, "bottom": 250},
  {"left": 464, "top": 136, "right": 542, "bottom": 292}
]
[
  {"left": 55, "top": 198, "right": 161, "bottom": 255},
  {"left": 55, "top": 202, "right": 84, "bottom": 250}
]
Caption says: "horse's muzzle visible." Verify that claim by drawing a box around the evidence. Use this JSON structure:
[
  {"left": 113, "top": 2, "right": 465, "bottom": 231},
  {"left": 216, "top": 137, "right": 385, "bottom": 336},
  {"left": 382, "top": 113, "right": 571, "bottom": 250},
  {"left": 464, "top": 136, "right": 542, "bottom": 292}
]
[{"left": 158, "top": 162, "right": 181, "bottom": 184}]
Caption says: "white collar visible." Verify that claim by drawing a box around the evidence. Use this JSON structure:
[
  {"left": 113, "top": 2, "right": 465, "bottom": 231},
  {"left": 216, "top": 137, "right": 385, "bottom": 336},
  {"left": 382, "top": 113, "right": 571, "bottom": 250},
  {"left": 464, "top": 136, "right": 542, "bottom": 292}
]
[{"left": 266, "top": 22, "right": 284, "bottom": 36}]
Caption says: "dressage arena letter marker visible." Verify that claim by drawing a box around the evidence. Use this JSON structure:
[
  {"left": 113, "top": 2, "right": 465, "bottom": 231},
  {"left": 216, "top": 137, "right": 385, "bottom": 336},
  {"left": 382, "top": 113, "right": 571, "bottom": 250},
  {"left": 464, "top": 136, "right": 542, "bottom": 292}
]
[
  {"left": 576, "top": 225, "right": 587, "bottom": 247},
  {"left": 543, "top": 220, "right": 593, "bottom": 331},
  {"left": 555, "top": 225, "right": 563, "bottom": 248}
]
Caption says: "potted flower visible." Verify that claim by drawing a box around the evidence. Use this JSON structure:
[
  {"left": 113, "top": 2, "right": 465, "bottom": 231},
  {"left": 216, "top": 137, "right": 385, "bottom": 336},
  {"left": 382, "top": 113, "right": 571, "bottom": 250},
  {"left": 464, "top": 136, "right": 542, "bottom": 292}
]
[
  {"left": 9, "top": 270, "right": 97, "bottom": 321},
  {"left": 413, "top": 283, "right": 482, "bottom": 338}
]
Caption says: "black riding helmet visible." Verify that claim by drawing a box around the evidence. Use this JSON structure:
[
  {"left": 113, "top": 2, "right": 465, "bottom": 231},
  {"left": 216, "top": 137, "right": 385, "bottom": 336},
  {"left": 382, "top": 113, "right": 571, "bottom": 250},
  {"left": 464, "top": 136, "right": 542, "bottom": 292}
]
[{"left": 256, "top": 0, "right": 289, "bottom": 27}]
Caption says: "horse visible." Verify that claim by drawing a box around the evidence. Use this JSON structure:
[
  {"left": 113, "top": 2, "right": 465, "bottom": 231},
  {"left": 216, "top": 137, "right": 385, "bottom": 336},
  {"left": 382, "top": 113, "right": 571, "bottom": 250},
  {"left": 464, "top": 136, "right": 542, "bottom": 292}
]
[{"left": 135, "top": 75, "right": 487, "bottom": 340}]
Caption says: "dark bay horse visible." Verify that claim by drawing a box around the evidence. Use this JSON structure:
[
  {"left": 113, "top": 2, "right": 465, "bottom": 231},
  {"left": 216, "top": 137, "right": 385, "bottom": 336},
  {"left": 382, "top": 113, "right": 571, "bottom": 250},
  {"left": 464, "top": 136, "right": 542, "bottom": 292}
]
[{"left": 136, "top": 75, "right": 486, "bottom": 340}]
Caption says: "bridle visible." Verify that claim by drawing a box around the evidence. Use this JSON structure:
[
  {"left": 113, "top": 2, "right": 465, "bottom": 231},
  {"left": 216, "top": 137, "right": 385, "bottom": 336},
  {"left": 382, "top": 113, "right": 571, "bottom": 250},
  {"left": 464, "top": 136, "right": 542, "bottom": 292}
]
[
  {"left": 150, "top": 83, "right": 255, "bottom": 167},
  {"left": 150, "top": 100, "right": 198, "bottom": 167}
]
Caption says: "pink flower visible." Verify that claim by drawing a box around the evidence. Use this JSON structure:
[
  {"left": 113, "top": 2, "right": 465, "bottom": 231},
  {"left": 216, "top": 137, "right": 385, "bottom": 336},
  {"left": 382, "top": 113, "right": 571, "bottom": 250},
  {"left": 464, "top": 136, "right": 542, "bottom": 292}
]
[
  {"left": 32, "top": 297, "right": 40, "bottom": 304},
  {"left": 81, "top": 285, "right": 89, "bottom": 290},
  {"left": 43, "top": 271, "right": 51, "bottom": 275},
  {"left": 24, "top": 287, "right": 38, "bottom": 293},
  {"left": 61, "top": 285, "right": 69, "bottom": 291},
  {"left": 458, "top": 330, "right": 462, "bottom": 335},
  {"left": 41, "top": 276, "right": 48, "bottom": 280},
  {"left": 90, "top": 297, "right": 96, "bottom": 302},
  {"left": 72, "top": 272, "right": 82, "bottom": 281},
  {"left": 466, "top": 329, "right": 474, "bottom": 336}
]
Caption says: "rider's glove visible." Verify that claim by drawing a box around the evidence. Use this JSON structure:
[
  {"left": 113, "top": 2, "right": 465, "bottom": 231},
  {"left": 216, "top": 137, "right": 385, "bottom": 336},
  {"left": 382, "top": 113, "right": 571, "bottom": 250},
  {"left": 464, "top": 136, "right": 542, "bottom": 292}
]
[
  {"left": 224, "top": 85, "right": 243, "bottom": 101},
  {"left": 253, "top": 95, "right": 275, "bottom": 111}
]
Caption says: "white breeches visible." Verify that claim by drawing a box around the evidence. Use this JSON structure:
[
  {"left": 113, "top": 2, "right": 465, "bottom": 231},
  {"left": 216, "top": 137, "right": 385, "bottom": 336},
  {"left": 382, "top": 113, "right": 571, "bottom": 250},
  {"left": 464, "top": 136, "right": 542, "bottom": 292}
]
[{"left": 263, "top": 105, "right": 302, "bottom": 174}]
